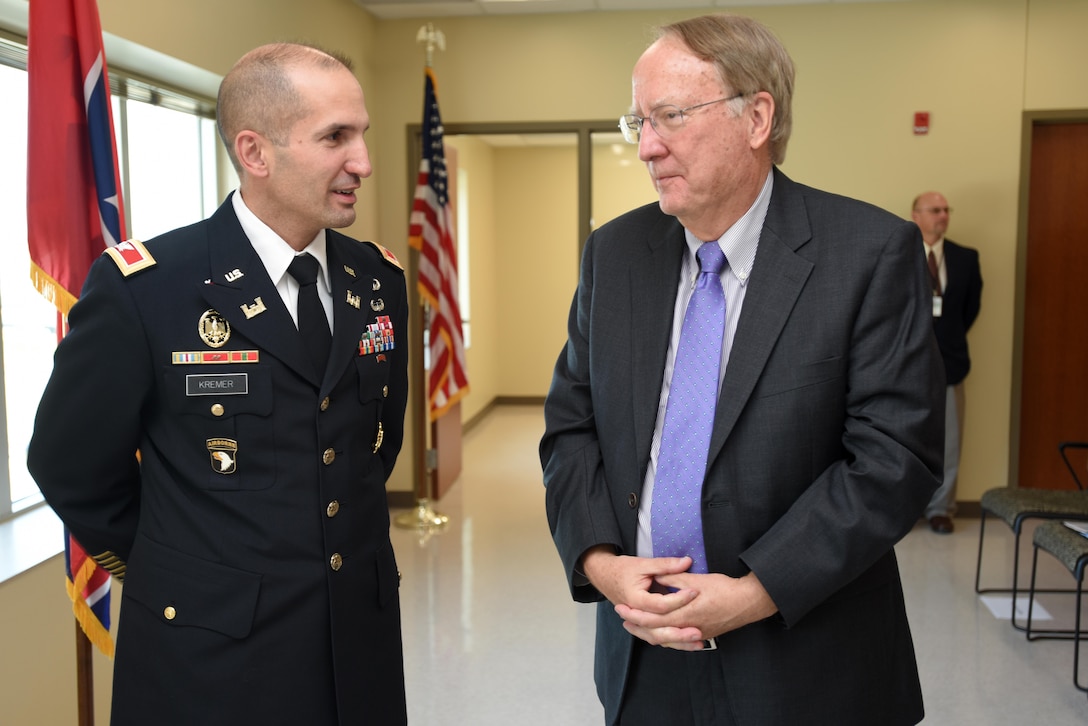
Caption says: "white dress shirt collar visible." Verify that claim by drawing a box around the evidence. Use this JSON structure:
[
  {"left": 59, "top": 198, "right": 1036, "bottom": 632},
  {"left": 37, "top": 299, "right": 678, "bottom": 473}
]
[
  {"left": 682, "top": 169, "right": 773, "bottom": 284},
  {"left": 231, "top": 190, "right": 330, "bottom": 292}
]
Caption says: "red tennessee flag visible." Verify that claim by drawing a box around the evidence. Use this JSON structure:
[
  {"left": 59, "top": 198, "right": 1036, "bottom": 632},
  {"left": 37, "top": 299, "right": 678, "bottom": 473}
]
[
  {"left": 408, "top": 67, "right": 469, "bottom": 420},
  {"left": 27, "top": 0, "right": 125, "bottom": 315},
  {"left": 27, "top": 0, "right": 125, "bottom": 657}
]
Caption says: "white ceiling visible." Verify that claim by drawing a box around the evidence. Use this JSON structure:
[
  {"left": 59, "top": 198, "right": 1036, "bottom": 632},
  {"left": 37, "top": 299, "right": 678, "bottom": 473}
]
[{"left": 353, "top": 0, "right": 904, "bottom": 21}]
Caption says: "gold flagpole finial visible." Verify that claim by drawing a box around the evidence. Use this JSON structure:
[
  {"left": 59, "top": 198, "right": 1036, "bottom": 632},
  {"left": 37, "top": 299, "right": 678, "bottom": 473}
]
[{"left": 415, "top": 22, "right": 446, "bottom": 67}]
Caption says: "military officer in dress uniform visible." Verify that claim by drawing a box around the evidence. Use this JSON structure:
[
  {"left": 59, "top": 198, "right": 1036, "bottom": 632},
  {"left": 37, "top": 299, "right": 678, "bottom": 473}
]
[{"left": 28, "top": 43, "right": 409, "bottom": 725}]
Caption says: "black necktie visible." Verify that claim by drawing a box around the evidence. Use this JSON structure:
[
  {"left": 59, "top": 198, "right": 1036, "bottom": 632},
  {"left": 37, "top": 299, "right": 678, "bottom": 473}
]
[
  {"left": 287, "top": 253, "right": 331, "bottom": 377},
  {"left": 927, "top": 250, "right": 942, "bottom": 296}
]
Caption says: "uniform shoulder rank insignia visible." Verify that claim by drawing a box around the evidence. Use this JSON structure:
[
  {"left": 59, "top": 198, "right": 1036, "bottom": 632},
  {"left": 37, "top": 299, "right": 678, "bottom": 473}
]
[
  {"left": 363, "top": 240, "right": 404, "bottom": 271},
  {"left": 105, "top": 239, "right": 157, "bottom": 277}
]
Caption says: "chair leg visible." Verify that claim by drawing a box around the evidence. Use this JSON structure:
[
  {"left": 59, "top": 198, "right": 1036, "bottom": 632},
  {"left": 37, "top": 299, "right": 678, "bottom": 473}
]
[
  {"left": 974, "top": 510, "right": 989, "bottom": 593},
  {"left": 1076, "top": 561, "right": 1087, "bottom": 694},
  {"left": 1027, "top": 544, "right": 1042, "bottom": 639},
  {"left": 1012, "top": 526, "right": 1027, "bottom": 631}
]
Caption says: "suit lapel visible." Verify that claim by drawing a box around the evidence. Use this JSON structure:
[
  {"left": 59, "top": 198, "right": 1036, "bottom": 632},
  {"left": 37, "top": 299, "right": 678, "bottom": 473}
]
[
  {"left": 197, "top": 203, "right": 319, "bottom": 386},
  {"left": 631, "top": 214, "right": 686, "bottom": 474},
  {"left": 942, "top": 239, "right": 964, "bottom": 290},
  {"left": 708, "top": 171, "right": 814, "bottom": 461},
  {"left": 326, "top": 237, "right": 377, "bottom": 392}
]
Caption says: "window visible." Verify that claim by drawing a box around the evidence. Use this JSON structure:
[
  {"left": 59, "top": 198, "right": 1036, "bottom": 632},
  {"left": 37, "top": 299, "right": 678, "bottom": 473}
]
[{"left": 0, "top": 35, "right": 222, "bottom": 520}]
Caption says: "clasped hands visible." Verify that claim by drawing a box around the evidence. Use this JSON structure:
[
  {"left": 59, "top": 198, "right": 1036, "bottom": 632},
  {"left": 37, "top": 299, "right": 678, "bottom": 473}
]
[{"left": 581, "top": 545, "right": 778, "bottom": 651}]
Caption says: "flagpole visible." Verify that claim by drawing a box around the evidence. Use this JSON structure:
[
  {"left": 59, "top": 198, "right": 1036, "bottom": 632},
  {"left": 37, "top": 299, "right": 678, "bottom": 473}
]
[
  {"left": 75, "top": 621, "right": 95, "bottom": 726},
  {"left": 64, "top": 316, "right": 97, "bottom": 726},
  {"left": 394, "top": 22, "right": 450, "bottom": 534},
  {"left": 394, "top": 302, "right": 449, "bottom": 532}
]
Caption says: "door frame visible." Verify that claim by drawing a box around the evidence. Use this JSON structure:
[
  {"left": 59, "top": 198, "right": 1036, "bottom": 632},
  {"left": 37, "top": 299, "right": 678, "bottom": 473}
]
[
  {"left": 402, "top": 120, "right": 617, "bottom": 504},
  {"left": 1009, "top": 109, "right": 1088, "bottom": 487}
]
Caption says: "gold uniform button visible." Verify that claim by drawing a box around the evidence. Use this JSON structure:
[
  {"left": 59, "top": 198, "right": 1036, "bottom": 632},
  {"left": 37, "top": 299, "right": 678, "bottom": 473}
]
[
  {"left": 320, "top": 396, "right": 331, "bottom": 411},
  {"left": 210, "top": 403, "right": 225, "bottom": 417},
  {"left": 330, "top": 553, "right": 343, "bottom": 571},
  {"left": 326, "top": 500, "right": 340, "bottom": 517},
  {"left": 382, "top": 385, "right": 389, "bottom": 398},
  {"left": 163, "top": 606, "right": 177, "bottom": 621},
  {"left": 322, "top": 448, "right": 336, "bottom": 465}
]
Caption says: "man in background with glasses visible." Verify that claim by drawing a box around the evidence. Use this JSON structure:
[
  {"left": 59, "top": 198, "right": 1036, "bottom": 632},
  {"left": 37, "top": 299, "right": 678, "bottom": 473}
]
[
  {"left": 912, "top": 192, "right": 983, "bottom": 534},
  {"left": 541, "top": 13, "right": 943, "bottom": 725}
]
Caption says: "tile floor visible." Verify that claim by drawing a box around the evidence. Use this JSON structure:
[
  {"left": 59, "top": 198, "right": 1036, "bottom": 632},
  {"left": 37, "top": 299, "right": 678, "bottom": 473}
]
[{"left": 389, "top": 405, "right": 1088, "bottom": 725}]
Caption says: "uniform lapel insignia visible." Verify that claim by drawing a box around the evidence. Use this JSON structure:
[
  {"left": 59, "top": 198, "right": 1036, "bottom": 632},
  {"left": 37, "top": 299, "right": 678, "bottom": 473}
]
[
  {"left": 346, "top": 291, "right": 361, "bottom": 309},
  {"left": 240, "top": 297, "right": 267, "bottom": 319},
  {"left": 224, "top": 268, "right": 244, "bottom": 283},
  {"left": 343, "top": 264, "right": 356, "bottom": 278}
]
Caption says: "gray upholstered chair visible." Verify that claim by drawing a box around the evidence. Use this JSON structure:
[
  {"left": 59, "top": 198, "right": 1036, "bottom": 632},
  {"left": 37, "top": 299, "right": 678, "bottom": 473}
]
[
  {"left": 1026, "top": 520, "right": 1088, "bottom": 694},
  {"left": 974, "top": 441, "right": 1088, "bottom": 632}
]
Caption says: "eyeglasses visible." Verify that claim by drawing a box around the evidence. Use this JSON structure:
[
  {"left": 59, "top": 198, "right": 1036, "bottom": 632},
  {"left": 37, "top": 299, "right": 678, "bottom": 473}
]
[{"left": 618, "top": 94, "right": 748, "bottom": 144}]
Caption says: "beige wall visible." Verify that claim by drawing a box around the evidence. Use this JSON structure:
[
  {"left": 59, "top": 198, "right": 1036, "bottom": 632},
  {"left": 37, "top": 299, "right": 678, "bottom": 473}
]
[
  {"left": 493, "top": 145, "right": 579, "bottom": 396},
  {"left": 4, "top": 0, "right": 1088, "bottom": 720}
]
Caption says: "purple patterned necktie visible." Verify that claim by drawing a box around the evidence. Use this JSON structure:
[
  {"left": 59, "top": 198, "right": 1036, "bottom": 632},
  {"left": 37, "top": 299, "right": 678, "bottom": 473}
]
[{"left": 651, "top": 242, "right": 726, "bottom": 574}]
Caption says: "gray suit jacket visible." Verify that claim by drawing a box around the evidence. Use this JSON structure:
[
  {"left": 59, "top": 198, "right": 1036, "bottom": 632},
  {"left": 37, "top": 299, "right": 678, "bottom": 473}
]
[{"left": 541, "top": 169, "right": 943, "bottom": 725}]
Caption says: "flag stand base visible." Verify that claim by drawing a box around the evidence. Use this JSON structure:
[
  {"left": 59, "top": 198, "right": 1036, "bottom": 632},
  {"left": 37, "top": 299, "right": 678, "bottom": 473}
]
[{"left": 394, "top": 498, "right": 449, "bottom": 530}]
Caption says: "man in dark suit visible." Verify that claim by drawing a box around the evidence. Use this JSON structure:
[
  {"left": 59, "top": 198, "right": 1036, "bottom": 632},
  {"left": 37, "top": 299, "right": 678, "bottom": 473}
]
[
  {"left": 28, "top": 43, "right": 409, "bottom": 725},
  {"left": 912, "top": 191, "right": 983, "bottom": 534},
  {"left": 540, "top": 14, "right": 943, "bottom": 725}
]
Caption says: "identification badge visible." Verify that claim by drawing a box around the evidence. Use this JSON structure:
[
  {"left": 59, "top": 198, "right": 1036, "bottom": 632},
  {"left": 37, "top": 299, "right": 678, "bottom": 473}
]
[
  {"left": 186, "top": 373, "right": 249, "bottom": 396},
  {"left": 932, "top": 294, "right": 943, "bottom": 318}
]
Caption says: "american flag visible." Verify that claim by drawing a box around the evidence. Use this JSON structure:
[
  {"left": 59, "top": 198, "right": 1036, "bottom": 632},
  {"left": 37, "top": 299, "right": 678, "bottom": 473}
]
[
  {"left": 27, "top": 0, "right": 125, "bottom": 657},
  {"left": 409, "top": 68, "right": 469, "bottom": 420}
]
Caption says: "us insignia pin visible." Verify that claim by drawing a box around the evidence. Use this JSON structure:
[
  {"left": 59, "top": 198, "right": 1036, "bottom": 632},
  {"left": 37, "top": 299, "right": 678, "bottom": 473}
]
[{"left": 225, "top": 268, "right": 244, "bottom": 283}]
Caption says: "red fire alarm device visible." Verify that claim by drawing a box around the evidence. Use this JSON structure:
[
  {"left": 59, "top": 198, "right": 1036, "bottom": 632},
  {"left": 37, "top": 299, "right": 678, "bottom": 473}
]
[{"left": 913, "top": 112, "right": 930, "bottom": 135}]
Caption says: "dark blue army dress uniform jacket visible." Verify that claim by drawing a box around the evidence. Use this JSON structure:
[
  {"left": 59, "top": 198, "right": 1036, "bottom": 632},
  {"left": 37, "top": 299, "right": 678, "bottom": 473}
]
[{"left": 28, "top": 197, "right": 410, "bottom": 725}]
